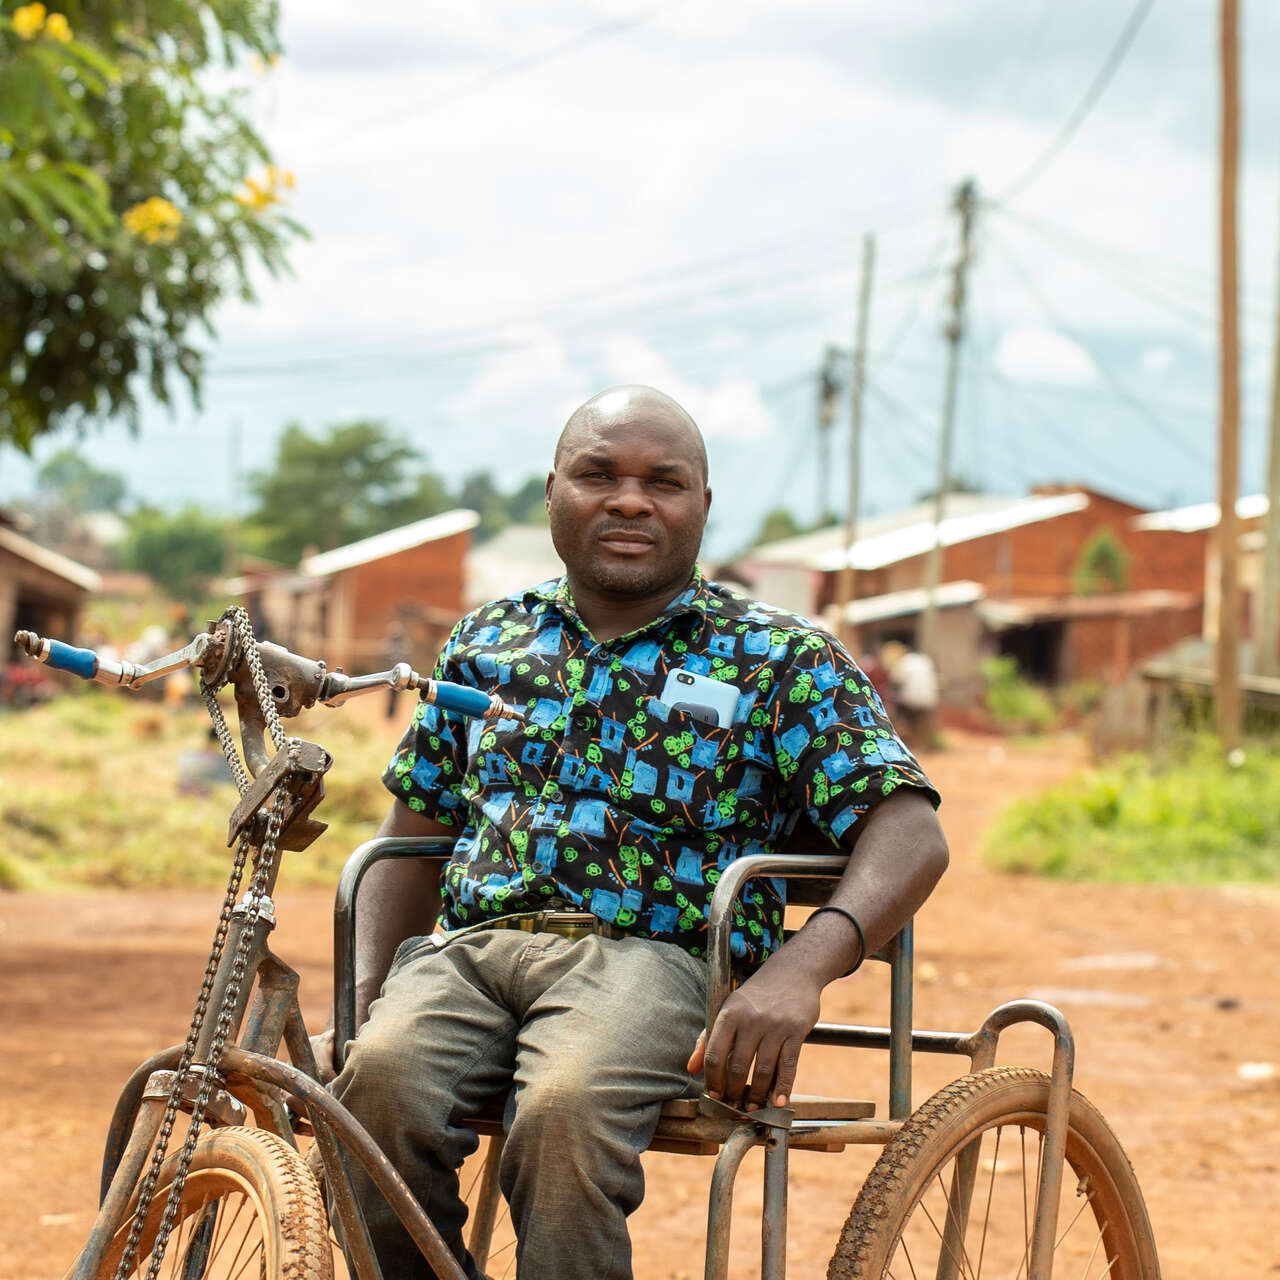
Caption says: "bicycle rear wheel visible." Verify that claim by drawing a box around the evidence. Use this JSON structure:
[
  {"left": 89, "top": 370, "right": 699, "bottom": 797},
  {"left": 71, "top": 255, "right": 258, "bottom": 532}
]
[
  {"left": 828, "top": 1067, "right": 1159, "bottom": 1280},
  {"left": 96, "top": 1126, "right": 333, "bottom": 1279}
]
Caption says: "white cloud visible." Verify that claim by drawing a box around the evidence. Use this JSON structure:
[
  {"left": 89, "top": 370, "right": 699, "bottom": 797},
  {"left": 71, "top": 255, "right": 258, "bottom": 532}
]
[
  {"left": 994, "top": 327, "right": 1099, "bottom": 385},
  {"left": 446, "top": 327, "right": 590, "bottom": 422},
  {"left": 598, "top": 337, "right": 776, "bottom": 441}
]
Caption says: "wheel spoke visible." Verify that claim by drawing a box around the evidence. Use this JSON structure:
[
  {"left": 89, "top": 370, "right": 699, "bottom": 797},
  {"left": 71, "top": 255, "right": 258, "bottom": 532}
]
[
  {"left": 974, "top": 1124, "right": 1003, "bottom": 1278},
  {"left": 916, "top": 1173, "right": 977, "bottom": 1280}
]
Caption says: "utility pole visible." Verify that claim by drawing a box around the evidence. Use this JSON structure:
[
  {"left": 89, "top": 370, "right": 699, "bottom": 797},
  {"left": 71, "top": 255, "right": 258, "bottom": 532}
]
[
  {"left": 1256, "top": 184, "right": 1280, "bottom": 678},
  {"left": 918, "top": 178, "right": 978, "bottom": 660},
  {"left": 1216, "top": 0, "right": 1242, "bottom": 751},
  {"left": 837, "top": 233, "right": 876, "bottom": 652},
  {"left": 816, "top": 345, "right": 842, "bottom": 523}
]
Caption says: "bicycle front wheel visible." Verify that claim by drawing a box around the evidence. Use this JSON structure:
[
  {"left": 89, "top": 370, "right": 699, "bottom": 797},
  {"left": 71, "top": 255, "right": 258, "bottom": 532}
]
[
  {"left": 96, "top": 1126, "right": 333, "bottom": 1279},
  {"left": 828, "top": 1067, "right": 1159, "bottom": 1280}
]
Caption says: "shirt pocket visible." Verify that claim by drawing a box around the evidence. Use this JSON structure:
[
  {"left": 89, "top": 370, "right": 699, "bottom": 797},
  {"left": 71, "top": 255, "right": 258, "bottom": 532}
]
[{"left": 611, "top": 697, "right": 736, "bottom": 828}]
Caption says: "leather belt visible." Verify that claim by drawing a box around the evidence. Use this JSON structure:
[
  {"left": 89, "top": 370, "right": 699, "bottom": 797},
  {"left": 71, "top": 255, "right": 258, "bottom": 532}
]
[{"left": 485, "top": 909, "right": 618, "bottom": 941}]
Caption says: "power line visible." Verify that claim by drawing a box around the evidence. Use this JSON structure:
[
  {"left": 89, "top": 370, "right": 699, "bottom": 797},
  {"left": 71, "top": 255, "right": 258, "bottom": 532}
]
[
  {"left": 343, "top": 2, "right": 690, "bottom": 133},
  {"left": 995, "top": 0, "right": 1157, "bottom": 203},
  {"left": 988, "top": 233, "right": 1213, "bottom": 466}
]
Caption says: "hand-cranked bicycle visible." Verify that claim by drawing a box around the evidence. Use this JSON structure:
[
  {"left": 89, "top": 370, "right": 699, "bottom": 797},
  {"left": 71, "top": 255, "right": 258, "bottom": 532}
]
[{"left": 16, "top": 607, "right": 1160, "bottom": 1280}]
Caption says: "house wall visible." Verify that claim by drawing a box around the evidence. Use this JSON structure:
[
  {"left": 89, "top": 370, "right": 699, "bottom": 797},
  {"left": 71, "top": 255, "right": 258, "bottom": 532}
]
[
  {"left": 0, "top": 546, "right": 88, "bottom": 661},
  {"left": 330, "top": 528, "right": 471, "bottom": 669},
  {"left": 1064, "top": 604, "right": 1205, "bottom": 683}
]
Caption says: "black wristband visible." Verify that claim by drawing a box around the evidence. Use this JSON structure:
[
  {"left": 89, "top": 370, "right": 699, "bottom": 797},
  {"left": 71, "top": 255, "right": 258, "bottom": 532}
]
[{"left": 808, "top": 905, "right": 866, "bottom": 977}]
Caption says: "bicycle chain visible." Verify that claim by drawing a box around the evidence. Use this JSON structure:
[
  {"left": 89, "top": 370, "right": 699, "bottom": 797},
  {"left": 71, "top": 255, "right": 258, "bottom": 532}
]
[{"left": 113, "top": 608, "right": 294, "bottom": 1279}]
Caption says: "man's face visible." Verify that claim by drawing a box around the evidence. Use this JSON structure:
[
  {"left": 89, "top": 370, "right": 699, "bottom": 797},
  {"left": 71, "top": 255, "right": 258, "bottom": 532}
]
[{"left": 546, "top": 411, "right": 711, "bottom": 601}]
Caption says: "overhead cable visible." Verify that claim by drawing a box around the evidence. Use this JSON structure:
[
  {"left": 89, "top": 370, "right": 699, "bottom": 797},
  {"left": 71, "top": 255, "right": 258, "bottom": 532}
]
[{"left": 995, "top": 0, "right": 1157, "bottom": 203}]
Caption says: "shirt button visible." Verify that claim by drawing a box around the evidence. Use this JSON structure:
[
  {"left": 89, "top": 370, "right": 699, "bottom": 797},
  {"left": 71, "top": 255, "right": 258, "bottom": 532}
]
[
  {"left": 532, "top": 861, "right": 546, "bottom": 874},
  {"left": 548, "top": 787, "right": 563, "bottom": 802}
]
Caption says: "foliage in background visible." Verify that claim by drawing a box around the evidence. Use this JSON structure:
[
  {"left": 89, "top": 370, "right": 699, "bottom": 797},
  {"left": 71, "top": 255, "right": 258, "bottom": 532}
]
[
  {"left": 980, "top": 655, "right": 1057, "bottom": 732},
  {"left": 245, "top": 420, "right": 424, "bottom": 564},
  {"left": 0, "top": 692, "right": 393, "bottom": 892},
  {"left": 983, "top": 734, "right": 1280, "bottom": 883},
  {"left": 0, "top": 0, "right": 301, "bottom": 450},
  {"left": 1073, "top": 527, "right": 1129, "bottom": 595},
  {"left": 123, "top": 504, "right": 227, "bottom": 602},
  {"left": 243, "top": 420, "right": 549, "bottom": 565},
  {"left": 36, "top": 446, "right": 127, "bottom": 509}
]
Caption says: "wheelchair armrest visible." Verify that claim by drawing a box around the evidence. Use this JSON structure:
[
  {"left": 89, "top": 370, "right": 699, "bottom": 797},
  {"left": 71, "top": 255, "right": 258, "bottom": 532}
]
[
  {"left": 332, "top": 835, "right": 457, "bottom": 1071},
  {"left": 705, "top": 852, "right": 915, "bottom": 1118}
]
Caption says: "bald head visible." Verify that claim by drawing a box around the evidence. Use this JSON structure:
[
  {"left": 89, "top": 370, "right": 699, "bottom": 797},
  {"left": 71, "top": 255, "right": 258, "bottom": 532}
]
[{"left": 555, "top": 385, "right": 708, "bottom": 482}]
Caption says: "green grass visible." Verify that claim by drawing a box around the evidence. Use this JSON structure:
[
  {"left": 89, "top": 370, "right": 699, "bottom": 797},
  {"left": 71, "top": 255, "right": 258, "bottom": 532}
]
[
  {"left": 983, "top": 735, "right": 1280, "bottom": 883},
  {"left": 0, "top": 691, "right": 396, "bottom": 892}
]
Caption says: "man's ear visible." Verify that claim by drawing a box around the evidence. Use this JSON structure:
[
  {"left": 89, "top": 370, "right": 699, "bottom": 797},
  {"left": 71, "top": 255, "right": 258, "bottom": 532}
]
[
  {"left": 704, "top": 486, "right": 713, "bottom": 518},
  {"left": 544, "top": 470, "right": 556, "bottom": 511}
]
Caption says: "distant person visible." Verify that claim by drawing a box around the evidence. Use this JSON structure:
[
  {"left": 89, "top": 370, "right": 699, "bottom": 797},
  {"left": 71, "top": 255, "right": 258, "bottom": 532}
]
[
  {"left": 383, "top": 619, "right": 409, "bottom": 720},
  {"left": 885, "top": 643, "right": 939, "bottom": 750}
]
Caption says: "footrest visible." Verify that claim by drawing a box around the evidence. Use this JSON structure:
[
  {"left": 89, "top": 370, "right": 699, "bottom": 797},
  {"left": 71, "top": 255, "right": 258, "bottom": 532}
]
[{"left": 659, "top": 1094, "right": 875, "bottom": 1121}]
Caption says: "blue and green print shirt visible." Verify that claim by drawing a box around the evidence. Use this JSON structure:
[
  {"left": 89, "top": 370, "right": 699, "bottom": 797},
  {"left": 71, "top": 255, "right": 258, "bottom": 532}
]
[{"left": 383, "top": 572, "right": 938, "bottom": 970}]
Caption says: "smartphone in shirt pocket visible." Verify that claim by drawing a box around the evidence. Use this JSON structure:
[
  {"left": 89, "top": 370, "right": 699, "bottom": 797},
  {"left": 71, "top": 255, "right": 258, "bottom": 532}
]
[{"left": 659, "top": 668, "right": 740, "bottom": 728}]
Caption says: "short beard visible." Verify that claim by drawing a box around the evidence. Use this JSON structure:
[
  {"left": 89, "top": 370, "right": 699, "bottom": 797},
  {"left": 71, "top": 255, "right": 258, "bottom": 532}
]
[{"left": 577, "top": 558, "right": 684, "bottom": 599}]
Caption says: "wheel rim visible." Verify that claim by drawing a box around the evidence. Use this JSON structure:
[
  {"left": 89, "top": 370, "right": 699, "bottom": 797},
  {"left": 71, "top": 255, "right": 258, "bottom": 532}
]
[
  {"left": 114, "top": 1167, "right": 274, "bottom": 1279},
  {"left": 882, "top": 1112, "right": 1136, "bottom": 1280}
]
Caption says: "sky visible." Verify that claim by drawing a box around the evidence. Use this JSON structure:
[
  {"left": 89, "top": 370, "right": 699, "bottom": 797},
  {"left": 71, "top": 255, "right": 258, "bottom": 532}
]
[{"left": 4, "top": 0, "right": 1280, "bottom": 561}]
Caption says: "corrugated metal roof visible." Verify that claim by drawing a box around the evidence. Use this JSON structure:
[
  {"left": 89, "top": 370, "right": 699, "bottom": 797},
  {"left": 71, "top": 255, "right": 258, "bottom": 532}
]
[
  {"left": 806, "top": 492, "right": 1090, "bottom": 572},
  {"left": 834, "top": 580, "right": 985, "bottom": 625},
  {"left": 1131, "top": 492, "right": 1267, "bottom": 533},
  {"left": 300, "top": 509, "right": 479, "bottom": 578},
  {"left": 0, "top": 527, "right": 100, "bottom": 592}
]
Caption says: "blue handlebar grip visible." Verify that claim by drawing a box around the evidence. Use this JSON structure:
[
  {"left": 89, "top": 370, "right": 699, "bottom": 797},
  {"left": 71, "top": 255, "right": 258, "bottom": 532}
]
[
  {"left": 431, "top": 681, "right": 495, "bottom": 719},
  {"left": 44, "top": 639, "right": 100, "bottom": 680}
]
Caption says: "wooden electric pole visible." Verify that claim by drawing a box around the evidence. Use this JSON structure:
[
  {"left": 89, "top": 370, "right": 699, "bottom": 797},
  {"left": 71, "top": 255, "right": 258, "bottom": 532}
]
[
  {"left": 816, "top": 345, "right": 841, "bottom": 524},
  {"left": 837, "top": 233, "right": 876, "bottom": 652},
  {"left": 919, "top": 178, "right": 977, "bottom": 659},
  {"left": 1216, "top": 0, "right": 1242, "bottom": 751},
  {"left": 1256, "top": 185, "right": 1280, "bottom": 678}
]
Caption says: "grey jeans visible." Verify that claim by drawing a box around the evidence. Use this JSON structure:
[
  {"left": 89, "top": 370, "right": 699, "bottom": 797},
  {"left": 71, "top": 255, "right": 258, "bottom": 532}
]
[{"left": 331, "top": 928, "right": 709, "bottom": 1280}]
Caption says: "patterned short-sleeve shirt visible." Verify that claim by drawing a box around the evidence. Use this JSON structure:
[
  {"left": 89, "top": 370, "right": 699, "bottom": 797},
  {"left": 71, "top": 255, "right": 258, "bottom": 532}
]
[{"left": 383, "top": 572, "right": 938, "bottom": 970}]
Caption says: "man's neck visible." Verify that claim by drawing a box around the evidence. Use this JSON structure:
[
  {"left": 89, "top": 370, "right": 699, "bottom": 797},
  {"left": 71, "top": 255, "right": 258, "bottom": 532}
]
[{"left": 564, "top": 573, "right": 696, "bottom": 643}]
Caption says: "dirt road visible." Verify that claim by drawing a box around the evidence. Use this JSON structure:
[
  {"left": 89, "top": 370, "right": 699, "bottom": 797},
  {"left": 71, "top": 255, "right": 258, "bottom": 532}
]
[{"left": 2, "top": 730, "right": 1277, "bottom": 1277}]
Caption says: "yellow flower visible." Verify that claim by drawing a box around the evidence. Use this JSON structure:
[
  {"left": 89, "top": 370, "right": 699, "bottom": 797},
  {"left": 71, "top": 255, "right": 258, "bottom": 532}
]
[
  {"left": 12, "top": 3, "right": 47, "bottom": 39},
  {"left": 234, "top": 167, "right": 295, "bottom": 211},
  {"left": 43, "top": 11, "right": 70, "bottom": 41},
  {"left": 122, "top": 196, "right": 182, "bottom": 245}
]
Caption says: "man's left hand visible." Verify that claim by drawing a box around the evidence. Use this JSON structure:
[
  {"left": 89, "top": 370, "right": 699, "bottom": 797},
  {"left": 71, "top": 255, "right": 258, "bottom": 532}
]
[{"left": 687, "top": 961, "right": 823, "bottom": 1111}]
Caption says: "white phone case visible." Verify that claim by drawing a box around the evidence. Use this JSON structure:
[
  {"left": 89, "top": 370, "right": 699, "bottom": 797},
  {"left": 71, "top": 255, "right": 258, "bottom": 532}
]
[{"left": 659, "top": 668, "right": 740, "bottom": 728}]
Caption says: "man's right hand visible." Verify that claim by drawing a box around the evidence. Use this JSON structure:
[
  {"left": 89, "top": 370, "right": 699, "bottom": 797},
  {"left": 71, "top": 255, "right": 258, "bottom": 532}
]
[{"left": 309, "top": 1028, "right": 338, "bottom": 1085}]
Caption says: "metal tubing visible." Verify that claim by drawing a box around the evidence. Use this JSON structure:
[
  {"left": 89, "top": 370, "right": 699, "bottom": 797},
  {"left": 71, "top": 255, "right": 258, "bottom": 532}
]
[
  {"left": 706, "top": 854, "right": 850, "bottom": 1029},
  {"left": 761, "top": 1136, "right": 789, "bottom": 1280},
  {"left": 888, "top": 922, "right": 914, "bottom": 1119},
  {"left": 99, "top": 1047, "right": 184, "bottom": 1201},
  {"left": 467, "top": 1134, "right": 506, "bottom": 1272},
  {"left": 218, "top": 1048, "right": 469, "bottom": 1280},
  {"left": 704, "top": 1126, "right": 761, "bottom": 1280},
  {"left": 193, "top": 909, "right": 274, "bottom": 1063},
  {"left": 807, "top": 1021, "right": 973, "bottom": 1056},
  {"left": 72, "top": 1099, "right": 166, "bottom": 1279},
  {"left": 956, "top": 999, "right": 1077, "bottom": 1280},
  {"left": 786, "top": 1119, "right": 902, "bottom": 1147},
  {"left": 333, "top": 836, "right": 456, "bottom": 1068},
  {"left": 311, "top": 1114, "right": 384, "bottom": 1280}
]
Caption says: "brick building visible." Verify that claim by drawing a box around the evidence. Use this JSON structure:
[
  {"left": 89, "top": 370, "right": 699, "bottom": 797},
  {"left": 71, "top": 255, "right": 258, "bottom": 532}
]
[
  {"left": 733, "top": 487, "right": 1209, "bottom": 703},
  {"left": 229, "top": 510, "right": 478, "bottom": 672}
]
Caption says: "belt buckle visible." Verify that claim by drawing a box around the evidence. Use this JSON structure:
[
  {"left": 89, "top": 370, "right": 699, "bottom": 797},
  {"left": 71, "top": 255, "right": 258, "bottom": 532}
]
[{"left": 544, "top": 910, "right": 598, "bottom": 940}]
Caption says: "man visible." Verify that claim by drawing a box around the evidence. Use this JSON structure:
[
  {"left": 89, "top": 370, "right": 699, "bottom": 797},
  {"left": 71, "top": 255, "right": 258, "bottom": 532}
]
[{"left": 330, "top": 386, "right": 948, "bottom": 1279}]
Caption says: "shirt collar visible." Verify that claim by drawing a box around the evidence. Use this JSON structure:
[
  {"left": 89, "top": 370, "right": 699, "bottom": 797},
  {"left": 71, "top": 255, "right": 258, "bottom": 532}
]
[{"left": 527, "top": 568, "right": 710, "bottom": 638}]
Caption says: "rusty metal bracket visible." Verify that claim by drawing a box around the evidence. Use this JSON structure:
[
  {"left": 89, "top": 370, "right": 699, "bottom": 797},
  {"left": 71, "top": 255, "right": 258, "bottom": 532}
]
[
  {"left": 227, "top": 739, "right": 332, "bottom": 851},
  {"left": 142, "top": 1067, "right": 246, "bottom": 1128},
  {"left": 697, "top": 1094, "right": 795, "bottom": 1134}
]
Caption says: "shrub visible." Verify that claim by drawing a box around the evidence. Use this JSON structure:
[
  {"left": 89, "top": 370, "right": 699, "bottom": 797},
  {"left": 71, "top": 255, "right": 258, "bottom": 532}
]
[
  {"left": 983, "top": 735, "right": 1280, "bottom": 882},
  {"left": 980, "top": 656, "right": 1057, "bottom": 733}
]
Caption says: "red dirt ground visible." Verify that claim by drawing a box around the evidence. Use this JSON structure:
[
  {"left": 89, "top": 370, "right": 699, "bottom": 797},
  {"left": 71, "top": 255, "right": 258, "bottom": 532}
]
[{"left": 1, "top": 729, "right": 1277, "bottom": 1277}]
